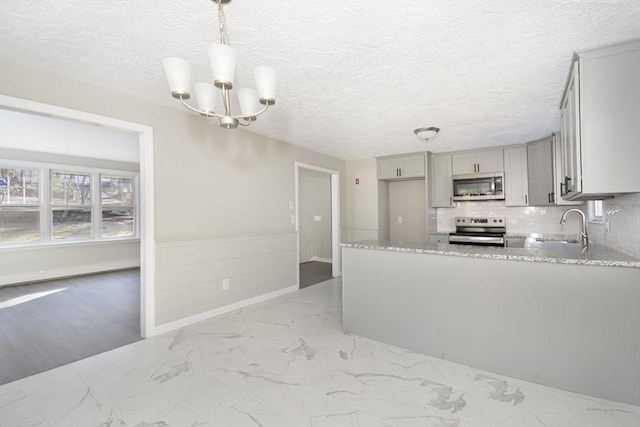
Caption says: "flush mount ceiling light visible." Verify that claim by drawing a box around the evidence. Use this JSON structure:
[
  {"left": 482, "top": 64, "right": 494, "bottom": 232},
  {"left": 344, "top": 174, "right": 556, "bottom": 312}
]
[
  {"left": 413, "top": 127, "right": 440, "bottom": 142},
  {"left": 162, "top": 0, "right": 276, "bottom": 129}
]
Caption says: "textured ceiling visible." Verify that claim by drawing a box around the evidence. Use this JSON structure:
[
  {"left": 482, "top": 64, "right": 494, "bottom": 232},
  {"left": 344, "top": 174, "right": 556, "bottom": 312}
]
[{"left": 1, "top": 0, "right": 639, "bottom": 160}]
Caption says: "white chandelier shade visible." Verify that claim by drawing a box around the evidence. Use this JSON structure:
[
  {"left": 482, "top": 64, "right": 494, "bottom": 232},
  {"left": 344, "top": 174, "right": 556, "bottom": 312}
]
[
  {"left": 237, "top": 88, "right": 259, "bottom": 116},
  {"left": 162, "top": 58, "right": 191, "bottom": 99},
  {"left": 208, "top": 43, "right": 236, "bottom": 89},
  {"left": 194, "top": 82, "right": 217, "bottom": 113},
  {"left": 162, "top": 1, "right": 276, "bottom": 129}
]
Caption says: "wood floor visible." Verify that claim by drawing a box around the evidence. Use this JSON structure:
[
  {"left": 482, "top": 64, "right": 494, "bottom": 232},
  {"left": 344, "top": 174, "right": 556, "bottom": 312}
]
[
  {"left": 0, "top": 269, "right": 141, "bottom": 385},
  {"left": 299, "top": 261, "right": 333, "bottom": 288}
]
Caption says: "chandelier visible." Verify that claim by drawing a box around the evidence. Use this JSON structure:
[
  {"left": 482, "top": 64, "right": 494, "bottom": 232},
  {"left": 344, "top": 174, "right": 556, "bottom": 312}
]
[{"left": 162, "top": 0, "right": 276, "bottom": 129}]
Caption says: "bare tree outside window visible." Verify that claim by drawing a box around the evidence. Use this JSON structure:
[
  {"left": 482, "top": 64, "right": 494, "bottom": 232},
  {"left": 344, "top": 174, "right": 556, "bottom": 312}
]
[
  {"left": 51, "top": 171, "right": 92, "bottom": 239},
  {"left": 0, "top": 167, "right": 40, "bottom": 243}
]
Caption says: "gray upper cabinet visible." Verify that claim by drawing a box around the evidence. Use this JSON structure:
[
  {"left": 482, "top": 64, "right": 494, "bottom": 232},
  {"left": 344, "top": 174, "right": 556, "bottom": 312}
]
[
  {"left": 430, "top": 154, "right": 454, "bottom": 207},
  {"left": 377, "top": 153, "right": 425, "bottom": 180},
  {"left": 559, "top": 39, "right": 640, "bottom": 200},
  {"left": 552, "top": 133, "right": 583, "bottom": 206},
  {"left": 504, "top": 146, "right": 528, "bottom": 207},
  {"left": 452, "top": 148, "right": 504, "bottom": 175},
  {"left": 527, "top": 137, "right": 555, "bottom": 206}
]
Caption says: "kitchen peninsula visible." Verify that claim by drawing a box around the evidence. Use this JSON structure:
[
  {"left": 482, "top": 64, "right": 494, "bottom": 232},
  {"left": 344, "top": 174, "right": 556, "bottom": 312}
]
[{"left": 341, "top": 240, "right": 640, "bottom": 405}]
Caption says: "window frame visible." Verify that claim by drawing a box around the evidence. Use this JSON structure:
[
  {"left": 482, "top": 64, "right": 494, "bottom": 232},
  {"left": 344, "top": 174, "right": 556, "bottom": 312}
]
[{"left": 0, "top": 159, "right": 139, "bottom": 248}]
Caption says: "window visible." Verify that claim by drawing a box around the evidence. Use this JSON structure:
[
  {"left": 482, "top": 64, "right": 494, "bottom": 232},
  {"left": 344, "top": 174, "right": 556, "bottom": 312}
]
[
  {"left": 0, "top": 162, "right": 137, "bottom": 246},
  {"left": 101, "top": 175, "right": 135, "bottom": 238},
  {"left": 587, "top": 200, "right": 605, "bottom": 223},
  {"left": 0, "top": 167, "right": 41, "bottom": 243},
  {"left": 51, "top": 171, "right": 92, "bottom": 240}
]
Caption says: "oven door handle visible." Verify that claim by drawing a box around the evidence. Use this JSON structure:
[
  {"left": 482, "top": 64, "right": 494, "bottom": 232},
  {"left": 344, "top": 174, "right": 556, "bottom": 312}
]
[{"left": 448, "top": 235, "right": 505, "bottom": 245}]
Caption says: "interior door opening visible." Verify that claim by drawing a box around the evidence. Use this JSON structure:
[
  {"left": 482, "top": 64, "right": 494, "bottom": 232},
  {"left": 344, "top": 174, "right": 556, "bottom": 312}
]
[{"left": 295, "top": 162, "right": 340, "bottom": 289}]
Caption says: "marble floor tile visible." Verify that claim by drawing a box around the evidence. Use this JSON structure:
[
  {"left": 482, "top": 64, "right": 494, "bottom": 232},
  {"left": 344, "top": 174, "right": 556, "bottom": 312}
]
[{"left": 1, "top": 277, "right": 638, "bottom": 427}]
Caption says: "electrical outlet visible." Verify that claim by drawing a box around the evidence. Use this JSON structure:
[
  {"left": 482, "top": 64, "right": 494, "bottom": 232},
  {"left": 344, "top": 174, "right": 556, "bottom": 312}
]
[{"left": 222, "top": 278, "right": 230, "bottom": 290}]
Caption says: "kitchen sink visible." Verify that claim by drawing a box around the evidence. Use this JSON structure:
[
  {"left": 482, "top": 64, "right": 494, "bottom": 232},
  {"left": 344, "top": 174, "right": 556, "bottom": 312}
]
[
  {"left": 505, "top": 236, "right": 583, "bottom": 249},
  {"left": 533, "top": 237, "right": 581, "bottom": 244}
]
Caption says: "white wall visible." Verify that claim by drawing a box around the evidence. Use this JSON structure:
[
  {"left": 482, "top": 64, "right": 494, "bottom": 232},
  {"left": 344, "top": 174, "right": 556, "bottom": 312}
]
[
  {"left": 345, "top": 158, "right": 379, "bottom": 242},
  {"left": 299, "top": 168, "right": 331, "bottom": 263},
  {"left": 0, "top": 60, "right": 346, "bottom": 328},
  {"left": 0, "top": 108, "right": 139, "bottom": 163}
]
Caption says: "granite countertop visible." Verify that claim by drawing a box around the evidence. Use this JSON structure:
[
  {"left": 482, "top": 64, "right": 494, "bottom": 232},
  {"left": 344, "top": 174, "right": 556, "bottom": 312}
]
[{"left": 342, "top": 239, "right": 640, "bottom": 268}]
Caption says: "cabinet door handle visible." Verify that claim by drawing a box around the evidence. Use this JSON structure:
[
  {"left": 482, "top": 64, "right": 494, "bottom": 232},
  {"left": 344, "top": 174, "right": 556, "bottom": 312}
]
[
  {"left": 560, "top": 182, "right": 566, "bottom": 196},
  {"left": 525, "top": 194, "right": 528, "bottom": 205},
  {"left": 450, "top": 196, "right": 453, "bottom": 206},
  {"left": 548, "top": 192, "right": 552, "bottom": 203}
]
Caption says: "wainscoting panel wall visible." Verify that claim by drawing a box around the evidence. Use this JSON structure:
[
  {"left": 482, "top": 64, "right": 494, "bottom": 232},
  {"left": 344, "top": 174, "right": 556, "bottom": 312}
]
[{"left": 155, "top": 233, "right": 297, "bottom": 326}]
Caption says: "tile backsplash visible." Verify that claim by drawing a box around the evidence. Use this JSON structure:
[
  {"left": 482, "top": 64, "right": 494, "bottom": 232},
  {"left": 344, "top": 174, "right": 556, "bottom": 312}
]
[
  {"left": 588, "top": 193, "right": 640, "bottom": 259},
  {"left": 437, "top": 201, "right": 586, "bottom": 235},
  {"left": 436, "top": 193, "right": 640, "bottom": 259}
]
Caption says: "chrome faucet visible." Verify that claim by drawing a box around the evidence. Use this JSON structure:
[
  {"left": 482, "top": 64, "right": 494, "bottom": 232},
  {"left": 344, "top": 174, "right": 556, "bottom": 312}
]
[{"left": 560, "top": 208, "right": 589, "bottom": 246}]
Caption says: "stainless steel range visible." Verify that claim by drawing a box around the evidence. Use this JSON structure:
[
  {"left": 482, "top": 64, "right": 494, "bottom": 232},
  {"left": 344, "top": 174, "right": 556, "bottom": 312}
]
[{"left": 448, "top": 216, "right": 506, "bottom": 246}]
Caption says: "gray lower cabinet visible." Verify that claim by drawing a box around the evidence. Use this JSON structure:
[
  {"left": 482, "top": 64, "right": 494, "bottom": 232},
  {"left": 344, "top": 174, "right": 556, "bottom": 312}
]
[{"left": 430, "top": 154, "right": 454, "bottom": 207}]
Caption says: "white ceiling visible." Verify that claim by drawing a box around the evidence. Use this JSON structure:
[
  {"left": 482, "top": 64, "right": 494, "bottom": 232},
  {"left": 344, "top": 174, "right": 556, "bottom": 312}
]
[{"left": 1, "top": 0, "right": 639, "bottom": 160}]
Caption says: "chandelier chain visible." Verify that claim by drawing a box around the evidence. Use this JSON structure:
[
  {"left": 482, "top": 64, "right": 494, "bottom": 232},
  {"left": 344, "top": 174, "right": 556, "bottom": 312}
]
[{"left": 217, "top": 0, "right": 227, "bottom": 45}]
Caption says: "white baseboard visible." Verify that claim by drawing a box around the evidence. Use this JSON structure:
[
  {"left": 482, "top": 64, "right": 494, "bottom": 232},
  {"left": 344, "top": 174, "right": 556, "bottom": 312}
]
[
  {"left": 0, "top": 260, "right": 140, "bottom": 287},
  {"left": 309, "top": 256, "right": 332, "bottom": 263},
  {"left": 150, "top": 284, "right": 299, "bottom": 337}
]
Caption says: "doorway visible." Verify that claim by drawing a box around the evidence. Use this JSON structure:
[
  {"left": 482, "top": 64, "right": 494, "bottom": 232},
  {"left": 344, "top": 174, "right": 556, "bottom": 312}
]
[
  {"left": 295, "top": 162, "right": 340, "bottom": 288},
  {"left": 0, "top": 94, "right": 155, "bottom": 337}
]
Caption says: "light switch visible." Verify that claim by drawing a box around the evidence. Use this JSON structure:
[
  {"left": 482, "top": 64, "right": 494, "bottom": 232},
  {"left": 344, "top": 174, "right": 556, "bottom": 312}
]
[
  {"left": 314, "top": 215, "right": 322, "bottom": 221},
  {"left": 398, "top": 216, "right": 403, "bottom": 224}
]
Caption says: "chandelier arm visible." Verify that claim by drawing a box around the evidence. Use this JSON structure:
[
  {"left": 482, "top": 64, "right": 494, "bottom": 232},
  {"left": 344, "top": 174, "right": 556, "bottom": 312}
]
[
  {"left": 233, "top": 103, "right": 270, "bottom": 121},
  {"left": 237, "top": 119, "right": 252, "bottom": 127},
  {"left": 179, "top": 96, "right": 223, "bottom": 119}
]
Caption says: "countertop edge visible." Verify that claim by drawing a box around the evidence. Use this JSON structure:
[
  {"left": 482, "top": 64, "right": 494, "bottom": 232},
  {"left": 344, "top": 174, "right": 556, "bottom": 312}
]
[{"left": 341, "top": 242, "right": 640, "bottom": 268}]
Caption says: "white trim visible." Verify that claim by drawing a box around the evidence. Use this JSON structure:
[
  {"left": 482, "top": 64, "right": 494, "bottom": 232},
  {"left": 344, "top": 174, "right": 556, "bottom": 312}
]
[
  {"left": 294, "top": 162, "right": 342, "bottom": 288},
  {"left": 152, "top": 285, "right": 298, "bottom": 336},
  {"left": 0, "top": 95, "right": 155, "bottom": 338},
  {"left": 0, "top": 260, "right": 140, "bottom": 287},
  {"left": 309, "top": 256, "right": 332, "bottom": 263}
]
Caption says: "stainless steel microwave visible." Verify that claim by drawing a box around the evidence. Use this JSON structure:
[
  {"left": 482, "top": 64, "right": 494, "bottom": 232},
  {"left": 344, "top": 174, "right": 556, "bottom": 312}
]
[{"left": 452, "top": 172, "right": 505, "bottom": 201}]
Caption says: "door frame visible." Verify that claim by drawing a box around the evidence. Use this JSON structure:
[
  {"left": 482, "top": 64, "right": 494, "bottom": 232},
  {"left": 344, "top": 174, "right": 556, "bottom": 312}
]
[
  {"left": 294, "top": 162, "right": 341, "bottom": 284},
  {"left": 0, "top": 95, "right": 156, "bottom": 338}
]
